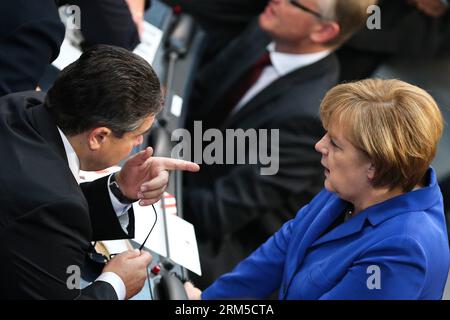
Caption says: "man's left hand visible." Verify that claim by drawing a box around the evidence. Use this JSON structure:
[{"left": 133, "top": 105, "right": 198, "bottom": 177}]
[
  {"left": 116, "top": 147, "right": 200, "bottom": 206},
  {"left": 125, "top": 0, "right": 146, "bottom": 37}
]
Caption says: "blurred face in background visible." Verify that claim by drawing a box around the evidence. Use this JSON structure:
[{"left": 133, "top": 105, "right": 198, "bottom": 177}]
[{"left": 259, "top": 0, "right": 331, "bottom": 52}]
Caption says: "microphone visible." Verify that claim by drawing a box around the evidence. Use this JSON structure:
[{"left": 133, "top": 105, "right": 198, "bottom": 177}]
[
  {"left": 165, "top": 14, "right": 196, "bottom": 58},
  {"left": 160, "top": 13, "right": 196, "bottom": 123}
]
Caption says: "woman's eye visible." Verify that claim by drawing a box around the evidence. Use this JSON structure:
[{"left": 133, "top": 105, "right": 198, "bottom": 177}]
[{"left": 330, "top": 139, "right": 338, "bottom": 148}]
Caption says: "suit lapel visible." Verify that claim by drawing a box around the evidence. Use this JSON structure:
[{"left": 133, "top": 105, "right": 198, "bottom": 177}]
[
  {"left": 222, "top": 54, "right": 337, "bottom": 129},
  {"left": 282, "top": 195, "right": 346, "bottom": 298},
  {"left": 198, "top": 21, "right": 271, "bottom": 122},
  {"left": 310, "top": 210, "right": 369, "bottom": 248},
  {"left": 221, "top": 69, "right": 301, "bottom": 129}
]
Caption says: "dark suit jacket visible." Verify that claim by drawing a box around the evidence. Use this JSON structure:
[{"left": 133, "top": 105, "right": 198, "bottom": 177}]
[
  {"left": 58, "top": 0, "right": 151, "bottom": 51},
  {"left": 183, "top": 20, "right": 339, "bottom": 287},
  {"left": 162, "top": 0, "right": 267, "bottom": 35},
  {"left": 0, "top": 0, "right": 65, "bottom": 97},
  {"left": 0, "top": 91, "right": 134, "bottom": 299},
  {"left": 161, "top": 0, "right": 269, "bottom": 66},
  {"left": 343, "top": 0, "right": 449, "bottom": 58}
]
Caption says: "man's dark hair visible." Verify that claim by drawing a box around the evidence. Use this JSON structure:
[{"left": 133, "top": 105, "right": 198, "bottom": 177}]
[{"left": 45, "top": 44, "right": 162, "bottom": 137}]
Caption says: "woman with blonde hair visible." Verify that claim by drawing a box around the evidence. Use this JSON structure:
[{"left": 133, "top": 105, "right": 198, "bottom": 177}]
[{"left": 186, "top": 79, "right": 450, "bottom": 300}]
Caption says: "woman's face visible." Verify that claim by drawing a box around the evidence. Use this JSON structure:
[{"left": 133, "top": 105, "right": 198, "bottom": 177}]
[{"left": 315, "top": 120, "right": 374, "bottom": 202}]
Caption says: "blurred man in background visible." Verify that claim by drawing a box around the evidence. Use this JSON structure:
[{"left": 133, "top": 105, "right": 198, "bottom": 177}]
[{"left": 183, "top": 0, "right": 378, "bottom": 288}]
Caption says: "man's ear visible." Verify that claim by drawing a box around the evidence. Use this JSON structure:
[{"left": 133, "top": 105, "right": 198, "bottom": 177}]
[
  {"left": 87, "top": 127, "right": 112, "bottom": 151},
  {"left": 310, "top": 21, "right": 340, "bottom": 44}
]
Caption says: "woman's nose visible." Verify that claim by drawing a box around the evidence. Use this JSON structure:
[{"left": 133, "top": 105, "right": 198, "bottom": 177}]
[{"left": 315, "top": 135, "right": 328, "bottom": 155}]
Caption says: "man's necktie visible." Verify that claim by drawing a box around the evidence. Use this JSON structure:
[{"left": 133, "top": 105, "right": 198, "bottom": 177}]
[{"left": 212, "top": 51, "right": 272, "bottom": 127}]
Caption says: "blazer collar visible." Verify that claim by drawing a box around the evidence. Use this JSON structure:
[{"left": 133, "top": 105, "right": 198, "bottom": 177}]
[
  {"left": 27, "top": 102, "right": 68, "bottom": 163},
  {"left": 311, "top": 168, "right": 439, "bottom": 248},
  {"left": 267, "top": 42, "right": 332, "bottom": 77},
  {"left": 310, "top": 204, "right": 370, "bottom": 248},
  {"left": 366, "top": 167, "right": 440, "bottom": 226}
]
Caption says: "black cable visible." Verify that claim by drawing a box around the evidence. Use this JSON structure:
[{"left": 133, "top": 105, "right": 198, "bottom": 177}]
[
  {"left": 140, "top": 204, "right": 158, "bottom": 299},
  {"left": 139, "top": 204, "right": 158, "bottom": 251}
]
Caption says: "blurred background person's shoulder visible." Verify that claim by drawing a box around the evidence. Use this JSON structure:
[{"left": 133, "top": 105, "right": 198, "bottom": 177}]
[{"left": 0, "top": 0, "right": 65, "bottom": 97}]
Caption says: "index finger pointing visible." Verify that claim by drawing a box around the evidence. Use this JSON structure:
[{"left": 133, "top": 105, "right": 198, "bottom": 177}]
[{"left": 152, "top": 157, "right": 200, "bottom": 172}]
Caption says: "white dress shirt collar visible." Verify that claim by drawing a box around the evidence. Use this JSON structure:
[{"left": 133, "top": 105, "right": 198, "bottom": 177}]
[
  {"left": 57, "top": 127, "right": 81, "bottom": 184},
  {"left": 233, "top": 43, "right": 332, "bottom": 112},
  {"left": 267, "top": 42, "right": 331, "bottom": 76}
]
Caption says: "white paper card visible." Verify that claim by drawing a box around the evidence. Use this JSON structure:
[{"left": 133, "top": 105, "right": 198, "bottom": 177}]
[
  {"left": 53, "top": 21, "right": 162, "bottom": 71},
  {"left": 52, "top": 38, "right": 82, "bottom": 70},
  {"left": 166, "top": 214, "right": 202, "bottom": 276},
  {"left": 132, "top": 200, "right": 167, "bottom": 258},
  {"left": 133, "top": 21, "right": 163, "bottom": 65},
  {"left": 101, "top": 239, "right": 131, "bottom": 255},
  {"left": 170, "top": 94, "right": 183, "bottom": 117}
]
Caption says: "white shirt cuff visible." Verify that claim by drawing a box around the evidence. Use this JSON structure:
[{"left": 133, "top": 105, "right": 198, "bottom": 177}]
[
  {"left": 95, "top": 272, "right": 126, "bottom": 300},
  {"left": 107, "top": 174, "right": 132, "bottom": 233}
]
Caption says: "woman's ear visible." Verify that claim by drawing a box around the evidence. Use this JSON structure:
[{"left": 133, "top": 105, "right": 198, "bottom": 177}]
[{"left": 367, "top": 163, "right": 376, "bottom": 180}]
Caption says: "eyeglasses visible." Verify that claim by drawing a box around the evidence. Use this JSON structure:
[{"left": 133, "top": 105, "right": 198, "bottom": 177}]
[
  {"left": 84, "top": 204, "right": 158, "bottom": 280},
  {"left": 289, "top": 0, "right": 324, "bottom": 19}
]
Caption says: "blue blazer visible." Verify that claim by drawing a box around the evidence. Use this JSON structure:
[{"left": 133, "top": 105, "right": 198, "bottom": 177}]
[{"left": 202, "top": 168, "right": 450, "bottom": 300}]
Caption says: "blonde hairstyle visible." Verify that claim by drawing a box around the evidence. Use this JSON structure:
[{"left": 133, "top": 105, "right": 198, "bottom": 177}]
[
  {"left": 319, "top": 0, "right": 379, "bottom": 47},
  {"left": 320, "top": 79, "right": 444, "bottom": 192}
]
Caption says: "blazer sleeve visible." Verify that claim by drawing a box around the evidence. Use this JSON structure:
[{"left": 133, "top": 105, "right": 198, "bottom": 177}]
[
  {"left": 319, "top": 235, "right": 428, "bottom": 300},
  {"left": 67, "top": 0, "right": 140, "bottom": 51},
  {"left": 161, "top": 0, "right": 267, "bottom": 28},
  {"left": 0, "top": 198, "right": 117, "bottom": 299},
  {"left": 78, "top": 281, "right": 118, "bottom": 300},
  {"left": 201, "top": 212, "right": 300, "bottom": 299},
  {"left": 183, "top": 115, "right": 323, "bottom": 240},
  {"left": 80, "top": 175, "right": 135, "bottom": 241},
  {"left": 0, "top": 0, "right": 65, "bottom": 96}
]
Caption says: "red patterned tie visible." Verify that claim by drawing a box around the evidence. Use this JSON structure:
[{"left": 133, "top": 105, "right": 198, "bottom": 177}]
[{"left": 217, "top": 51, "right": 272, "bottom": 124}]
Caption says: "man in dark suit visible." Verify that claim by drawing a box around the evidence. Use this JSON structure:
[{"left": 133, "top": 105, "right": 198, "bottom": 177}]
[
  {"left": 60, "top": 0, "right": 152, "bottom": 51},
  {"left": 337, "top": 0, "right": 449, "bottom": 82},
  {"left": 0, "top": 0, "right": 153, "bottom": 98},
  {"left": 161, "top": 0, "right": 269, "bottom": 65},
  {"left": 182, "top": 0, "right": 378, "bottom": 288},
  {"left": 0, "top": 0, "right": 65, "bottom": 96},
  {"left": 0, "top": 45, "right": 198, "bottom": 299}
]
